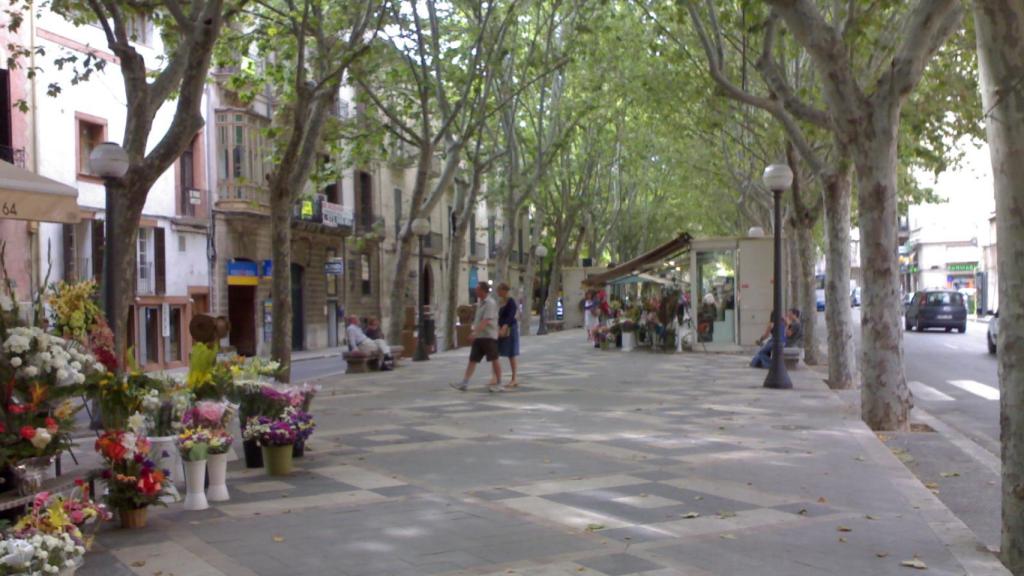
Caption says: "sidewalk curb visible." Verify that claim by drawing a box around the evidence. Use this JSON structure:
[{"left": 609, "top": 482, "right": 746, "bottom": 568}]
[{"left": 838, "top": 395, "right": 1010, "bottom": 575}]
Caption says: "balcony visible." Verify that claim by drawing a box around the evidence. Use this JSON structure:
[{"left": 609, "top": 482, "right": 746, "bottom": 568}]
[
  {"left": 422, "top": 231, "right": 443, "bottom": 256},
  {"left": 468, "top": 241, "right": 486, "bottom": 262},
  {"left": 179, "top": 187, "right": 207, "bottom": 219},
  {"left": 215, "top": 181, "right": 270, "bottom": 214}
]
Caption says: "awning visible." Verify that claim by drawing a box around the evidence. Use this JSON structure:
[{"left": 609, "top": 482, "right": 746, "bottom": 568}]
[
  {"left": 585, "top": 232, "right": 692, "bottom": 287},
  {"left": 0, "top": 161, "right": 80, "bottom": 223},
  {"left": 610, "top": 273, "right": 675, "bottom": 286}
]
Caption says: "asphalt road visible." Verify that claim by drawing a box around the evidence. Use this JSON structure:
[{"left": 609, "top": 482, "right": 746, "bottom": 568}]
[{"left": 290, "top": 354, "right": 349, "bottom": 382}]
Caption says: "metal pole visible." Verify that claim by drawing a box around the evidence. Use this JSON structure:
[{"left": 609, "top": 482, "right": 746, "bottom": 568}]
[
  {"left": 413, "top": 234, "right": 429, "bottom": 361},
  {"left": 102, "top": 184, "right": 116, "bottom": 318},
  {"left": 764, "top": 186, "right": 792, "bottom": 389},
  {"left": 536, "top": 261, "right": 549, "bottom": 335}
]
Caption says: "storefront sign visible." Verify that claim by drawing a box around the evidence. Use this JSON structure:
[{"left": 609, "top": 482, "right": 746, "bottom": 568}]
[
  {"left": 227, "top": 260, "right": 259, "bottom": 286},
  {"left": 262, "top": 260, "right": 273, "bottom": 278},
  {"left": 948, "top": 262, "right": 977, "bottom": 273},
  {"left": 300, "top": 199, "right": 315, "bottom": 220},
  {"left": 321, "top": 201, "right": 354, "bottom": 228},
  {"left": 325, "top": 257, "right": 345, "bottom": 275},
  {"left": 469, "top": 266, "right": 478, "bottom": 289}
]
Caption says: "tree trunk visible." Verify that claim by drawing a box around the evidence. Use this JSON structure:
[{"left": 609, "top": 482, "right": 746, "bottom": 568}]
[
  {"left": 796, "top": 221, "right": 821, "bottom": 365},
  {"left": 973, "top": 2, "right": 1024, "bottom": 568},
  {"left": 269, "top": 189, "right": 293, "bottom": 380},
  {"left": 822, "top": 167, "right": 855, "bottom": 389},
  {"left": 387, "top": 147, "right": 433, "bottom": 344},
  {"left": 443, "top": 174, "right": 478, "bottom": 350},
  {"left": 787, "top": 230, "right": 800, "bottom": 312},
  {"left": 520, "top": 213, "right": 541, "bottom": 336},
  {"left": 108, "top": 180, "right": 144, "bottom": 367},
  {"left": 494, "top": 195, "right": 518, "bottom": 285},
  {"left": 855, "top": 114, "right": 910, "bottom": 431}
]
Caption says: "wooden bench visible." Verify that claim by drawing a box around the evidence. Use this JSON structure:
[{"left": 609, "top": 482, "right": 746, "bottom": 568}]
[
  {"left": 343, "top": 346, "right": 404, "bottom": 374},
  {"left": 783, "top": 347, "right": 803, "bottom": 370}
]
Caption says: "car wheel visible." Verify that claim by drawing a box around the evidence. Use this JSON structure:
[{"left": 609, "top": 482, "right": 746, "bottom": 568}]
[
  {"left": 945, "top": 327, "right": 953, "bottom": 333},
  {"left": 916, "top": 318, "right": 925, "bottom": 332},
  {"left": 957, "top": 325, "right": 966, "bottom": 334},
  {"left": 905, "top": 317, "right": 912, "bottom": 331},
  {"left": 989, "top": 334, "right": 997, "bottom": 354}
]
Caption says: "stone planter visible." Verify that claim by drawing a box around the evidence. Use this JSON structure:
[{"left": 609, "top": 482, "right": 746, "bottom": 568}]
[{"left": 206, "top": 453, "right": 230, "bottom": 502}]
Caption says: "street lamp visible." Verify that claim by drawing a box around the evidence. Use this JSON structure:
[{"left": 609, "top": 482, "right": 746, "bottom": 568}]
[
  {"left": 762, "top": 163, "right": 794, "bottom": 390},
  {"left": 411, "top": 217, "right": 431, "bottom": 361},
  {"left": 89, "top": 142, "right": 129, "bottom": 320},
  {"left": 535, "top": 244, "right": 549, "bottom": 335}
]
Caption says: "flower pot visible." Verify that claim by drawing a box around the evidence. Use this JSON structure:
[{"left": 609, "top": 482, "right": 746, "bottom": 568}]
[
  {"left": 622, "top": 331, "right": 636, "bottom": 352},
  {"left": 119, "top": 507, "right": 148, "bottom": 529},
  {"left": 183, "top": 460, "right": 209, "bottom": 511},
  {"left": 261, "top": 445, "right": 294, "bottom": 476},
  {"left": 242, "top": 439, "right": 264, "bottom": 469},
  {"left": 615, "top": 332, "right": 622, "bottom": 348},
  {"left": 150, "top": 435, "right": 182, "bottom": 503},
  {"left": 292, "top": 440, "right": 305, "bottom": 458},
  {"left": 206, "top": 453, "right": 230, "bottom": 502},
  {"left": 15, "top": 455, "right": 53, "bottom": 496}
]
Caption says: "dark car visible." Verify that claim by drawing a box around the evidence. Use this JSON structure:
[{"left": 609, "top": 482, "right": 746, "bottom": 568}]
[{"left": 904, "top": 290, "right": 967, "bottom": 333}]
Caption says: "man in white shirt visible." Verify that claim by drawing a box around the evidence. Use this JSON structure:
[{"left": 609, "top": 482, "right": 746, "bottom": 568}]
[
  {"left": 451, "top": 282, "right": 503, "bottom": 392},
  {"left": 346, "top": 316, "right": 392, "bottom": 357}
]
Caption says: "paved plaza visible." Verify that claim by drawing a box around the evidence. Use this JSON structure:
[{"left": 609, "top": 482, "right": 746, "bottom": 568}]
[{"left": 81, "top": 330, "right": 1008, "bottom": 576}]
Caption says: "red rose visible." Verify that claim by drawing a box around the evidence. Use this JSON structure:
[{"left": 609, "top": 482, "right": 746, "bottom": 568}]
[
  {"left": 8, "top": 404, "right": 26, "bottom": 415},
  {"left": 19, "top": 426, "right": 35, "bottom": 440},
  {"left": 44, "top": 417, "right": 58, "bottom": 434},
  {"left": 0, "top": 422, "right": 5, "bottom": 433}
]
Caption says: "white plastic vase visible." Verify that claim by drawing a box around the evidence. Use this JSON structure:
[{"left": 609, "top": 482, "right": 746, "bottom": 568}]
[
  {"left": 183, "top": 460, "right": 209, "bottom": 511},
  {"left": 206, "top": 452, "right": 230, "bottom": 502},
  {"left": 621, "top": 331, "right": 636, "bottom": 351},
  {"left": 149, "top": 436, "right": 181, "bottom": 503}
]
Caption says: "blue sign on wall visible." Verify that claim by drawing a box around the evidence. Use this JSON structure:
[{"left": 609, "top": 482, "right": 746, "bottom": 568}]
[
  {"left": 262, "top": 260, "right": 273, "bottom": 277},
  {"left": 469, "top": 266, "right": 478, "bottom": 288}
]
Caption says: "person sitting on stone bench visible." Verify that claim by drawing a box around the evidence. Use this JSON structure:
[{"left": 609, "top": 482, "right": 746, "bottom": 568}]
[
  {"left": 346, "top": 316, "right": 394, "bottom": 370},
  {"left": 751, "top": 308, "right": 799, "bottom": 368}
]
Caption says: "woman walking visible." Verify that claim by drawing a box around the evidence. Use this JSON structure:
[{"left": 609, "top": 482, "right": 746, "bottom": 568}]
[{"left": 496, "top": 283, "right": 520, "bottom": 389}]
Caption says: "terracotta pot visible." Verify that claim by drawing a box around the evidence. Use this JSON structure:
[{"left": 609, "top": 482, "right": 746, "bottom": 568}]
[
  {"left": 261, "top": 445, "right": 294, "bottom": 476},
  {"left": 119, "top": 507, "right": 148, "bottom": 529}
]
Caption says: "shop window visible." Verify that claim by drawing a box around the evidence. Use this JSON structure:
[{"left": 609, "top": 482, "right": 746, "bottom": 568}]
[
  {"left": 77, "top": 115, "right": 106, "bottom": 179},
  {"left": 168, "top": 307, "right": 183, "bottom": 362}
]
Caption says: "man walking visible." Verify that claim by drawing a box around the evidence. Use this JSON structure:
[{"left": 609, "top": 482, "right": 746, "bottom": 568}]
[{"left": 451, "top": 282, "right": 503, "bottom": 392}]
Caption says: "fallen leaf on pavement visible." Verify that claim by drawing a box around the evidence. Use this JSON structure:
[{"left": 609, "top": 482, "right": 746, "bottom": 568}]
[
  {"left": 924, "top": 482, "right": 940, "bottom": 492},
  {"left": 940, "top": 472, "right": 960, "bottom": 478},
  {"left": 865, "top": 514, "right": 878, "bottom": 520},
  {"left": 681, "top": 512, "right": 700, "bottom": 519},
  {"left": 901, "top": 558, "right": 928, "bottom": 569},
  {"left": 817, "top": 497, "right": 828, "bottom": 504},
  {"left": 876, "top": 553, "right": 890, "bottom": 558},
  {"left": 130, "top": 561, "right": 146, "bottom": 568},
  {"left": 720, "top": 534, "right": 736, "bottom": 540},
  {"left": 837, "top": 526, "right": 852, "bottom": 532},
  {"left": 718, "top": 511, "right": 737, "bottom": 519},
  {"left": 272, "top": 535, "right": 285, "bottom": 542},
  {"left": 855, "top": 456, "right": 866, "bottom": 462},
  {"left": 839, "top": 537, "right": 848, "bottom": 543},
  {"left": 585, "top": 523, "right": 605, "bottom": 532},
  {"left": 798, "top": 508, "right": 808, "bottom": 516}
]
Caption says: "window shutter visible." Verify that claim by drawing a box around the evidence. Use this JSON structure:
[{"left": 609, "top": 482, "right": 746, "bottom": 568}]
[
  {"left": 154, "top": 227, "right": 166, "bottom": 295},
  {"left": 62, "top": 224, "right": 76, "bottom": 281},
  {"left": 91, "top": 221, "right": 104, "bottom": 281}
]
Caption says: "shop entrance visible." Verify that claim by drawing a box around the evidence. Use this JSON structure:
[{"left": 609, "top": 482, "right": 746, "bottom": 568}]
[{"left": 228, "top": 285, "right": 256, "bottom": 356}]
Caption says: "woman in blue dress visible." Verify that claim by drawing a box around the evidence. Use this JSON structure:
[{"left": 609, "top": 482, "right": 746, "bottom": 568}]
[{"left": 496, "top": 283, "right": 520, "bottom": 389}]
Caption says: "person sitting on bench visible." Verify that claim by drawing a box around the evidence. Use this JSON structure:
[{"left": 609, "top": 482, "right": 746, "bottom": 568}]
[{"left": 346, "top": 316, "right": 393, "bottom": 360}]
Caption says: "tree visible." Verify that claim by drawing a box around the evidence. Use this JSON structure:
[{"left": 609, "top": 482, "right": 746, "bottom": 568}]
[
  {"left": 972, "top": 0, "right": 1024, "bottom": 569},
  {"left": 42, "top": 0, "right": 242, "bottom": 363},
  {"left": 226, "top": 0, "right": 382, "bottom": 380}
]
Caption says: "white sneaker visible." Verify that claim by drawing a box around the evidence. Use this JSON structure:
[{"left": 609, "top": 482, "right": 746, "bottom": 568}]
[{"left": 450, "top": 382, "right": 468, "bottom": 392}]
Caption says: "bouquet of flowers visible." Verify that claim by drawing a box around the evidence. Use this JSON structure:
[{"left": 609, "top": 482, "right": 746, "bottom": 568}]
[
  {"left": 177, "top": 428, "right": 211, "bottom": 462},
  {"left": 284, "top": 407, "right": 315, "bottom": 443},
  {"left": 94, "top": 430, "right": 168, "bottom": 510},
  {"left": 47, "top": 281, "right": 103, "bottom": 345},
  {"left": 137, "top": 380, "right": 193, "bottom": 437},
  {"left": 0, "top": 532, "right": 84, "bottom": 575},
  {"left": 296, "top": 383, "right": 320, "bottom": 412},
  {"left": 243, "top": 416, "right": 297, "bottom": 447},
  {"left": 207, "top": 429, "right": 234, "bottom": 455},
  {"left": 186, "top": 344, "right": 234, "bottom": 401},
  {"left": 12, "top": 487, "right": 110, "bottom": 548},
  {"left": 182, "top": 401, "right": 233, "bottom": 430}
]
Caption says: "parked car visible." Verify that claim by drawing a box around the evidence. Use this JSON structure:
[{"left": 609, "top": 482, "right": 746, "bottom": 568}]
[
  {"left": 904, "top": 290, "right": 967, "bottom": 333},
  {"left": 851, "top": 286, "right": 861, "bottom": 307},
  {"left": 815, "top": 288, "right": 825, "bottom": 311},
  {"left": 988, "top": 313, "right": 999, "bottom": 354}
]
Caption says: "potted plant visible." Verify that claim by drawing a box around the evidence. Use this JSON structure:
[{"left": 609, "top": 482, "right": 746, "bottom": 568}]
[
  {"left": 206, "top": 429, "right": 234, "bottom": 502},
  {"left": 244, "top": 416, "right": 298, "bottom": 477},
  {"left": 137, "top": 382, "right": 192, "bottom": 502},
  {"left": 177, "top": 428, "right": 211, "bottom": 511},
  {"left": 6, "top": 485, "right": 110, "bottom": 575},
  {"left": 94, "top": 430, "right": 167, "bottom": 529},
  {"left": 286, "top": 407, "right": 315, "bottom": 458}
]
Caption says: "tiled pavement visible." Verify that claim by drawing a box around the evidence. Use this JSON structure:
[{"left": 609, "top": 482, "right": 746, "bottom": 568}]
[{"left": 79, "top": 330, "right": 1009, "bottom": 576}]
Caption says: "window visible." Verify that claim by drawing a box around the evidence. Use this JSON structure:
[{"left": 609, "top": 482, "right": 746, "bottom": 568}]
[
  {"left": 179, "top": 137, "right": 197, "bottom": 216},
  {"left": 154, "top": 228, "right": 166, "bottom": 295},
  {"left": 91, "top": 220, "right": 104, "bottom": 281},
  {"left": 360, "top": 253, "right": 371, "bottom": 296},
  {"left": 137, "top": 229, "right": 150, "bottom": 288},
  {"left": 926, "top": 292, "right": 963, "bottom": 307},
  {"left": 77, "top": 115, "right": 106, "bottom": 179},
  {"left": 393, "top": 188, "right": 402, "bottom": 240},
  {"left": 0, "top": 69, "right": 13, "bottom": 164},
  {"left": 125, "top": 13, "right": 153, "bottom": 46},
  {"left": 326, "top": 249, "right": 337, "bottom": 297},
  {"left": 319, "top": 155, "right": 339, "bottom": 203},
  {"left": 178, "top": 235, "right": 187, "bottom": 252},
  {"left": 139, "top": 306, "right": 160, "bottom": 365},
  {"left": 215, "top": 112, "right": 268, "bottom": 199},
  {"left": 356, "top": 171, "right": 373, "bottom": 230}
]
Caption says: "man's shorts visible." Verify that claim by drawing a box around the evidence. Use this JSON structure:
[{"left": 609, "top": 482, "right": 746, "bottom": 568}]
[{"left": 469, "top": 338, "right": 499, "bottom": 363}]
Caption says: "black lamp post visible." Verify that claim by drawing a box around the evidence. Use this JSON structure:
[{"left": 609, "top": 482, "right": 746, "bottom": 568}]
[
  {"left": 763, "top": 163, "right": 794, "bottom": 390},
  {"left": 90, "top": 142, "right": 129, "bottom": 320},
  {"left": 535, "top": 244, "right": 549, "bottom": 335},
  {"left": 411, "top": 217, "right": 431, "bottom": 361}
]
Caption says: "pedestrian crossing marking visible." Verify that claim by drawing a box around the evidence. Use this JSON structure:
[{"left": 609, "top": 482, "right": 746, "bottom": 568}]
[
  {"left": 948, "top": 379, "right": 1000, "bottom": 400},
  {"left": 909, "top": 381, "right": 955, "bottom": 402}
]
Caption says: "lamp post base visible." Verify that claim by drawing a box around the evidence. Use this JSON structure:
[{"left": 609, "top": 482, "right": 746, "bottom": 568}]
[
  {"left": 763, "top": 357, "right": 793, "bottom": 389},
  {"left": 413, "top": 341, "right": 430, "bottom": 362}
]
